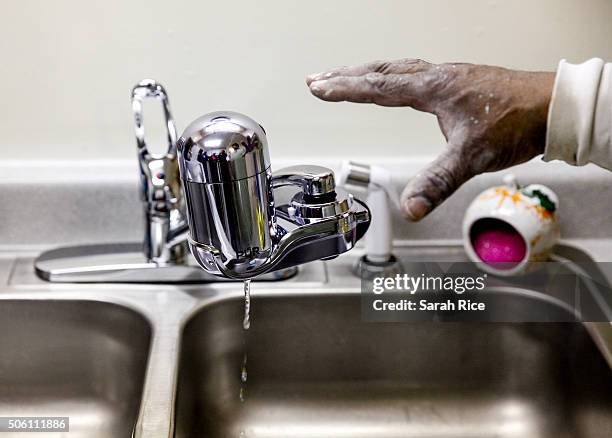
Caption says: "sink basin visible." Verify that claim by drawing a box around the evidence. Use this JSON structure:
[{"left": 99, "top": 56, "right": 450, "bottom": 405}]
[
  {"left": 175, "top": 293, "right": 612, "bottom": 438},
  {"left": 0, "top": 300, "right": 151, "bottom": 437}
]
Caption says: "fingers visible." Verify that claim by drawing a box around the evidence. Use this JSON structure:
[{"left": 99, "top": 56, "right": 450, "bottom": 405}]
[
  {"left": 400, "top": 145, "right": 473, "bottom": 221},
  {"left": 306, "top": 58, "right": 431, "bottom": 85},
  {"left": 306, "top": 64, "right": 373, "bottom": 86},
  {"left": 306, "top": 59, "right": 437, "bottom": 110},
  {"left": 309, "top": 73, "right": 390, "bottom": 104},
  {"left": 308, "top": 72, "right": 432, "bottom": 109}
]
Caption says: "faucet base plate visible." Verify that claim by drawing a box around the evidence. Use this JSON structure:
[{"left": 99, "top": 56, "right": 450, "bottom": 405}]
[{"left": 34, "top": 243, "right": 297, "bottom": 283}]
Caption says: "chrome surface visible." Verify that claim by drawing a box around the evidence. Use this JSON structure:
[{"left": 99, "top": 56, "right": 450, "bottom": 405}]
[
  {"left": 272, "top": 164, "right": 336, "bottom": 196},
  {"left": 132, "top": 79, "right": 185, "bottom": 264},
  {"left": 34, "top": 87, "right": 303, "bottom": 283},
  {"left": 0, "top": 300, "right": 151, "bottom": 438},
  {"left": 34, "top": 241, "right": 296, "bottom": 284},
  {"left": 178, "top": 111, "right": 370, "bottom": 279},
  {"left": 33, "top": 243, "right": 297, "bottom": 283},
  {"left": 3, "top": 243, "right": 612, "bottom": 437},
  {"left": 341, "top": 160, "right": 371, "bottom": 186},
  {"left": 286, "top": 187, "right": 353, "bottom": 221},
  {"left": 177, "top": 111, "right": 270, "bottom": 183},
  {"left": 187, "top": 194, "right": 370, "bottom": 279},
  {"left": 182, "top": 169, "right": 276, "bottom": 277}
]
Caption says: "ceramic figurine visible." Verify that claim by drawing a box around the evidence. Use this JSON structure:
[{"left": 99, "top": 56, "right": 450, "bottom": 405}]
[{"left": 463, "top": 174, "right": 560, "bottom": 276}]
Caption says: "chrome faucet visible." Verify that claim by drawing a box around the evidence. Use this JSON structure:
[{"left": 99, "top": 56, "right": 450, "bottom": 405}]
[
  {"left": 177, "top": 111, "right": 371, "bottom": 279},
  {"left": 34, "top": 81, "right": 370, "bottom": 283},
  {"left": 131, "top": 79, "right": 187, "bottom": 264},
  {"left": 34, "top": 79, "right": 201, "bottom": 283}
]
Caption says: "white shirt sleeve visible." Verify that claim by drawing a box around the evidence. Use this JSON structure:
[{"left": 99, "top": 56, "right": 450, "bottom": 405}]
[{"left": 544, "top": 58, "right": 612, "bottom": 170}]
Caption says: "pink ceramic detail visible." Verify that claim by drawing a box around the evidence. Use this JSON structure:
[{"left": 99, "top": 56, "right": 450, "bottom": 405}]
[{"left": 473, "top": 228, "right": 527, "bottom": 267}]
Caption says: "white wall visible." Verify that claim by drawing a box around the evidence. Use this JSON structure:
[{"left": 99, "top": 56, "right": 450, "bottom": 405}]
[{"left": 1, "top": 0, "right": 611, "bottom": 162}]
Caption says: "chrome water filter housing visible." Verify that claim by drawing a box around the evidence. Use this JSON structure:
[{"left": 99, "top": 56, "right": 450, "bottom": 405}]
[
  {"left": 178, "top": 111, "right": 275, "bottom": 275},
  {"left": 178, "top": 111, "right": 371, "bottom": 279}
]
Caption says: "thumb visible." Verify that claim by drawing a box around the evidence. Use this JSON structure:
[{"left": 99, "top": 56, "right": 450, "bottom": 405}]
[{"left": 400, "top": 145, "right": 473, "bottom": 221}]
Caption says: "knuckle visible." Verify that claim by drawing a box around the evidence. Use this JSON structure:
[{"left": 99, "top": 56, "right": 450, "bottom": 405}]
[
  {"left": 422, "top": 72, "right": 445, "bottom": 92},
  {"left": 425, "top": 167, "right": 456, "bottom": 199},
  {"left": 398, "top": 58, "right": 424, "bottom": 65},
  {"left": 398, "top": 58, "right": 430, "bottom": 72},
  {"left": 371, "top": 75, "right": 407, "bottom": 104},
  {"left": 367, "top": 59, "right": 432, "bottom": 75},
  {"left": 371, "top": 60, "right": 393, "bottom": 74},
  {"left": 364, "top": 72, "right": 387, "bottom": 91},
  {"left": 418, "top": 159, "right": 464, "bottom": 205}
]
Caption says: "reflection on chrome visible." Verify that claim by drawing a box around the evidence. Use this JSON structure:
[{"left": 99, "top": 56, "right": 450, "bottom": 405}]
[{"left": 178, "top": 111, "right": 370, "bottom": 279}]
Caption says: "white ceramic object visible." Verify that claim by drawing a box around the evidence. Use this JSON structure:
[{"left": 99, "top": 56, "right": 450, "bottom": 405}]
[{"left": 462, "top": 174, "right": 560, "bottom": 276}]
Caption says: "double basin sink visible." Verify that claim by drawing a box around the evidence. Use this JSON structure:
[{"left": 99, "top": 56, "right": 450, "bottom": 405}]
[{"left": 1, "top": 245, "right": 611, "bottom": 437}]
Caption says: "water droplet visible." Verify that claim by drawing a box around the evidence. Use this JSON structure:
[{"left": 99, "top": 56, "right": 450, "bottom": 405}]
[
  {"left": 485, "top": 103, "right": 490, "bottom": 114},
  {"left": 241, "top": 355, "right": 248, "bottom": 383},
  {"left": 239, "top": 352, "right": 248, "bottom": 402}
]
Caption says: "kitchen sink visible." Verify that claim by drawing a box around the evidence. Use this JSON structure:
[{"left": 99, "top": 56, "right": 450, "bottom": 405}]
[
  {"left": 0, "top": 300, "right": 151, "bottom": 437},
  {"left": 1, "top": 243, "right": 611, "bottom": 438},
  {"left": 175, "top": 293, "right": 612, "bottom": 438}
]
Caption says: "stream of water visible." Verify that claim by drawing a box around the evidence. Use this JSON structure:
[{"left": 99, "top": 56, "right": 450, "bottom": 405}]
[
  {"left": 242, "top": 279, "right": 251, "bottom": 330},
  {"left": 240, "top": 279, "right": 252, "bottom": 403}
]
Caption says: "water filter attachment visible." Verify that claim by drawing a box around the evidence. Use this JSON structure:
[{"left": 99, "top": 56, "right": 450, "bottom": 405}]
[{"left": 339, "top": 161, "right": 400, "bottom": 263}]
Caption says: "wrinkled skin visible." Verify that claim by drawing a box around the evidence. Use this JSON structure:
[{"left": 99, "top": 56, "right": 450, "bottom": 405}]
[{"left": 306, "top": 59, "right": 555, "bottom": 221}]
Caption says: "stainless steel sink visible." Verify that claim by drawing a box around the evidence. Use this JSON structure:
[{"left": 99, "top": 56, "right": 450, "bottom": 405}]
[
  {"left": 2, "top": 243, "right": 612, "bottom": 438},
  {"left": 175, "top": 293, "right": 612, "bottom": 438},
  {"left": 0, "top": 300, "right": 151, "bottom": 437}
]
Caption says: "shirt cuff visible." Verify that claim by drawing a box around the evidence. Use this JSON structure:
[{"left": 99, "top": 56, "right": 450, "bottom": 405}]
[
  {"left": 591, "top": 63, "right": 612, "bottom": 169},
  {"left": 544, "top": 58, "right": 605, "bottom": 166}
]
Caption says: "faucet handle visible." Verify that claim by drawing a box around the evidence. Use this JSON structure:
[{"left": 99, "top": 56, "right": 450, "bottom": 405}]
[
  {"left": 131, "top": 79, "right": 177, "bottom": 161},
  {"left": 130, "top": 79, "right": 182, "bottom": 211},
  {"left": 131, "top": 79, "right": 185, "bottom": 264},
  {"left": 272, "top": 165, "right": 336, "bottom": 198}
]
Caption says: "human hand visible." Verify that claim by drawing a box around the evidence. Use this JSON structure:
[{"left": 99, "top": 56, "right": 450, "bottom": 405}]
[{"left": 306, "top": 59, "right": 555, "bottom": 221}]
